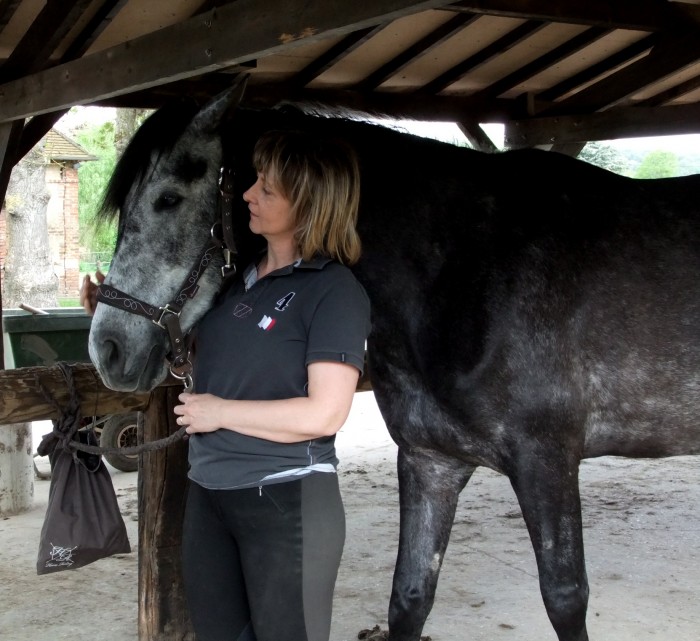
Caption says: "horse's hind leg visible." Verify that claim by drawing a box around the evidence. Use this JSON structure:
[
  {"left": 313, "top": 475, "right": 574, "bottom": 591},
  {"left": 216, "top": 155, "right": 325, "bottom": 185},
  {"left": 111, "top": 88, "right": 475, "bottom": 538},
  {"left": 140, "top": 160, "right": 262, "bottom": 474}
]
[
  {"left": 387, "top": 446, "right": 474, "bottom": 641},
  {"left": 510, "top": 447, "right": 589, "bottom": 641}
]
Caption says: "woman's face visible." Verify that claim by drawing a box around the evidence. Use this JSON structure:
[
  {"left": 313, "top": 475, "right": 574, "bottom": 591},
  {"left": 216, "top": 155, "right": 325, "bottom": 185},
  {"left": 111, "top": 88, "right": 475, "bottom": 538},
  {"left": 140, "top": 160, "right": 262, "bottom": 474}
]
[{"left": 243, "top": 171, "right": 295, "bottom": 241}]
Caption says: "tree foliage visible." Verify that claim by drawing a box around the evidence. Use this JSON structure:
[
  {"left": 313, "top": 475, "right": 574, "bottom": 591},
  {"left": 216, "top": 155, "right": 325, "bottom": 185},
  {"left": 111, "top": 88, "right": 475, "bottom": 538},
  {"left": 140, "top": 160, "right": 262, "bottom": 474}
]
[
  {"left": 578, "top": 142, "right": 631, "bottom": 175},
  {"left": 74, "top": 109, "right": 150, "bottom": 257},
  {"left": 75, "top": 121, "right": 117, "bottom": 255},
  {"left": 634, "top": 150, "right": 679, "bottom": 179}
]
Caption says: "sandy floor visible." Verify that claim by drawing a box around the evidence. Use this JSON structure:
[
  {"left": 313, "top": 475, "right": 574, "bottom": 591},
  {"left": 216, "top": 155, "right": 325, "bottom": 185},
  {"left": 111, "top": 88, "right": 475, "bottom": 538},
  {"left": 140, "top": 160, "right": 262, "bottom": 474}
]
[{"left": 1, "top": 391, "right": 698, "bottom": 640}]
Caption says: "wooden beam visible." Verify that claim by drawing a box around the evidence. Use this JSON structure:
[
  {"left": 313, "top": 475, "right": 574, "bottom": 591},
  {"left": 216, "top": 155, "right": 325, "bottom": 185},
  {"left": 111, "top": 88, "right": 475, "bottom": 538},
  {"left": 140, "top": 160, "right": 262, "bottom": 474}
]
[
  {"left": 419, "top": 19, "right": 547, "bottom": 94},
  {"left": 0, "top": 0, "right": 21, "bottom": 35},
  {"left": 637, "top": 72, "right": 700, "bottom": 108},
  {"left": 0, "top": 0, "right": 449, "bottom": 123},
  {"left": 445, "top": 0, "right": 678, "bottom": 31},
  {"left": 243, "top": 85, "right": 519, "bottom": 122},
  {"left": 0, "top": 0, "right": 95, "bottom": 80},
  {"left": 457, "top": 120, "right": 498, "bottom": 152},
  {"left": 551, "top": 141, "right": 586, "bottom": 157},
  {"left": 537, "top": 34, "right": 658, "bottom": 103},
  {"left": 0, "top": 364, "right": 150, "bottom": 424},
  {"left": 16, "top": 110, "right": 68, "bottom": 160},
  {"left": 290, "top": 25, "right": 386, "bottom": 88},
  {"left": 354, "top": 12, "right": 480, "bottom": 91},
  {"left": 555, "top": 29, "right": 700, "bottom": 113},
  {"left": 504, "top": 102, "right": 700, "bottom": 148},
  {"left": 0, "top": 119, "right": 23, "bottom": 370},
  {"left": 62, "top": 0, "right": 131, "bottom": 60},
  {"left": 472, "top": 26, "right": 611, "bottom": 100}
]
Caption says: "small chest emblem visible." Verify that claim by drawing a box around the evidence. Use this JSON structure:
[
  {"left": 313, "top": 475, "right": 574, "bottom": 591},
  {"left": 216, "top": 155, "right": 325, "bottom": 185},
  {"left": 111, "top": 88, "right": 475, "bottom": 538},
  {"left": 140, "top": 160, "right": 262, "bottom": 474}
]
[
  {"left": 233, "top": 303, "right": 253, "bottom": 318},
  {"left": 258, "top": 315, "right": 276, "bottom": 331},
  {"left": 275, "top": 292, "right": 296, "bottom": 312}
]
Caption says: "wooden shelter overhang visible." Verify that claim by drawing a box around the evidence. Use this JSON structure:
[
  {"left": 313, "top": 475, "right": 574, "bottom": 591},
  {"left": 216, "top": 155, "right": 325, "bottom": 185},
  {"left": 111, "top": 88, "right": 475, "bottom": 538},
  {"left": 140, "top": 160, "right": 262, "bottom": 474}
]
[{"left": 0, "top": 0, "right": 700, "bottom": 153}]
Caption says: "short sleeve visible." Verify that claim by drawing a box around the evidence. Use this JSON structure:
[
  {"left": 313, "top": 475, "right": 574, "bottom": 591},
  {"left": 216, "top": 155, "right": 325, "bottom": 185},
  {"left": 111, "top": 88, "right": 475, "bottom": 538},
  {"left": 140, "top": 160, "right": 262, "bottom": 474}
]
[{"left": 306, "top": 266, "right": 371, "bottom": 373}]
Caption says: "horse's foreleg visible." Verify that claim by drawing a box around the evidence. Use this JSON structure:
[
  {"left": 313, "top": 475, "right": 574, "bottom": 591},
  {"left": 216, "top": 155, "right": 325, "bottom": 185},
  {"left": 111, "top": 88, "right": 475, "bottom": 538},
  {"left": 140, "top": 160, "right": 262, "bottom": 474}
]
[
  {"left": 510, "top": 449, "right": 589, "bottom": 641},
  {"left": 387, "top": 446, "right": 475, "bottom": 641}
]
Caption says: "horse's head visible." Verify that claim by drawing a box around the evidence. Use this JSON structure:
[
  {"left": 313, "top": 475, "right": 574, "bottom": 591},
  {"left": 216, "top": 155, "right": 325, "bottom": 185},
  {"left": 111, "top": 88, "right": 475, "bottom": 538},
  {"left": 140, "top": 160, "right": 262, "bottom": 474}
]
[{"left": 89, "top": 81, "right": 245, "bottom": 392}]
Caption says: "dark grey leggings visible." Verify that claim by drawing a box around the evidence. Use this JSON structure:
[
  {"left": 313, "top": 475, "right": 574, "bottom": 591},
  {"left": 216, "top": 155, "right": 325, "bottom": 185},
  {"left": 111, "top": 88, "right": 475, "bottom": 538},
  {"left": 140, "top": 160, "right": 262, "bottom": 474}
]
[{"left": 182, "top": 473, "right": 345, "bottom": 641}]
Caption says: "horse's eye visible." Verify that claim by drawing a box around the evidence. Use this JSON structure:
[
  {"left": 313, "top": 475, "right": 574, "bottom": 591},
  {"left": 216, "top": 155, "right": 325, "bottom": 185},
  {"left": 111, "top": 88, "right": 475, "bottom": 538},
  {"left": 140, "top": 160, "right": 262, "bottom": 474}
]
[{"left": 154, "top": 192, "right": 182, "bottom": 211}]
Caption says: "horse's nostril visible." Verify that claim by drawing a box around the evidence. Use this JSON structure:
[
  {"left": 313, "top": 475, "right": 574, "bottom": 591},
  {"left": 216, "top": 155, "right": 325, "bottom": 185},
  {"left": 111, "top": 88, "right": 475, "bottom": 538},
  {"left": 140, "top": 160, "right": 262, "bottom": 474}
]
[{"left": 103, "top": 338, "right": 121, "bottom": 368}]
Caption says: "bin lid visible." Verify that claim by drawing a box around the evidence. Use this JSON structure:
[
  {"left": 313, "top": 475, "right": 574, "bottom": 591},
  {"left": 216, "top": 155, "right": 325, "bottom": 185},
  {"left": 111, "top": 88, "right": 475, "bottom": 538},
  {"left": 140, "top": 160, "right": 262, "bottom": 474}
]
[{"left": 2, "top": 308, "right": 92, "bottom": 333}]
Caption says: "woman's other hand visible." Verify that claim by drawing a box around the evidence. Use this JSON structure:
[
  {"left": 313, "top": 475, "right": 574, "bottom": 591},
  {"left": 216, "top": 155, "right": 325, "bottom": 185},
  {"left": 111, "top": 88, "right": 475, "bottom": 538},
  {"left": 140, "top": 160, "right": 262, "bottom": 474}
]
[
  {"left": 174, "top": 393, "right": 225, "bottom": 434},
  {"left": 79, "top": 270, "right": 105, "bottom": 316}
]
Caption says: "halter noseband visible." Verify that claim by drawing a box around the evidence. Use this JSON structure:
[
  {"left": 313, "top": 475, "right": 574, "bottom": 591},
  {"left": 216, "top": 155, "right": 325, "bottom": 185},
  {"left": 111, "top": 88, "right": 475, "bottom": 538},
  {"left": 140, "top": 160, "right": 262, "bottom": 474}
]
[{"left": 95, "top": 164, "right": 238, "bottom": 391}]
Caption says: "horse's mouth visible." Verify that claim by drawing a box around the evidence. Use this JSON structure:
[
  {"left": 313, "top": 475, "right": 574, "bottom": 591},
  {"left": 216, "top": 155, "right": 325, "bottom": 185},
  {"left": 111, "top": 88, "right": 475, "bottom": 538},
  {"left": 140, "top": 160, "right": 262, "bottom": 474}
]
[{"left": 90, "top": 334, "right": 170, "bottom": 393}]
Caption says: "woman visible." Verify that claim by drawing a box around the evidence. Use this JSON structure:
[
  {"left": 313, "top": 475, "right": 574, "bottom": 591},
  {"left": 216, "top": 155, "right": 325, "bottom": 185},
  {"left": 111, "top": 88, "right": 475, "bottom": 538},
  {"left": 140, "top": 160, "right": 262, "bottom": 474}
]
[
  {"left": 81, "top": 129, "right": 370, "bottom": 641},
  {"left": 175, "top": 130, "right": 370, "bottom": 641}
]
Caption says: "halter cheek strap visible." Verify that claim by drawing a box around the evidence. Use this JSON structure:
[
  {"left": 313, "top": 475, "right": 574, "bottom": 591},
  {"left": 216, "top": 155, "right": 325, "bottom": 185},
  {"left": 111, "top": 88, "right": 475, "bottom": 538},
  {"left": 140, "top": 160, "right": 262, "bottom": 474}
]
[{"left": 95, "top": 163, "right": 239, "bottom": 391}]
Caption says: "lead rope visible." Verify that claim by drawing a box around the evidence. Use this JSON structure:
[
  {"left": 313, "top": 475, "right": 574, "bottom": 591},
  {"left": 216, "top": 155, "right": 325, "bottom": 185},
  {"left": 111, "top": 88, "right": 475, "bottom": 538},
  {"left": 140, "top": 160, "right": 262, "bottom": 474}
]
[{"left": 35, "top": 362, "right": 187, "bottom": 458}]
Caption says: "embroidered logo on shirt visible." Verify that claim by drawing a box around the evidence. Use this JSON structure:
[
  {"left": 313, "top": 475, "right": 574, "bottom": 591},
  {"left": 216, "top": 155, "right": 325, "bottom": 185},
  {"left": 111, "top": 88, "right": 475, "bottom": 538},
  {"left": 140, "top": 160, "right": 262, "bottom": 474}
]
[
  {"left": 258, "top": 315, "right": 276, "bottom": 331},
  {"left": 233, "top": 303, "right": 253, "bottom": 318},
  {"left": 275, "top": 292, "right": 296, "bottom": 311}
]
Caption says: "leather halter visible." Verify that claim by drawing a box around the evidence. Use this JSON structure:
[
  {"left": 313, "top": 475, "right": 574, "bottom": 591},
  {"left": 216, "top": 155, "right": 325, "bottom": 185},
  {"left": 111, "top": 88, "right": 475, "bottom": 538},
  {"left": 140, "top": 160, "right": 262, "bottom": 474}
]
[{"left": 95, "top": 165, "right": 238, "bottom": 391}]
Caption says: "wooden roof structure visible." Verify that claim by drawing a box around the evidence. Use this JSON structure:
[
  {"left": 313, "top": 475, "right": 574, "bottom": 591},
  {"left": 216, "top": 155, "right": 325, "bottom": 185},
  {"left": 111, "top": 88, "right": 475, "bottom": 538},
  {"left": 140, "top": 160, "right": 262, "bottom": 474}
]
[{"left": 0, "top": 0, "right": 700, "bottom": 160}]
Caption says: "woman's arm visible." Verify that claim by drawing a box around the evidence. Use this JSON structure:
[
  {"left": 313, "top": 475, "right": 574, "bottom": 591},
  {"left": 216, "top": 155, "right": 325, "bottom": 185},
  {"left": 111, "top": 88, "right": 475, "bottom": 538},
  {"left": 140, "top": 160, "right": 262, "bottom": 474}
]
[{"left": 174, "top": 360, "right": 360, "bottom": 442}]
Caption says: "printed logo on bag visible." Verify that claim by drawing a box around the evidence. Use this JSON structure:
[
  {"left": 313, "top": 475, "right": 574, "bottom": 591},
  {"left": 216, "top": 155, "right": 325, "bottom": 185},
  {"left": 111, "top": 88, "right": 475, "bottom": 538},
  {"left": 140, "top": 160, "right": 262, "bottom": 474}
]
[
  {"left": 275, "top": 292, "right": 295, "bottom": 311},
  {"left": 258, "top": 315, "right": 276, "bottom": 331},
  {"left": 46, "top": 543, "right": 78, "bottom": 568}
]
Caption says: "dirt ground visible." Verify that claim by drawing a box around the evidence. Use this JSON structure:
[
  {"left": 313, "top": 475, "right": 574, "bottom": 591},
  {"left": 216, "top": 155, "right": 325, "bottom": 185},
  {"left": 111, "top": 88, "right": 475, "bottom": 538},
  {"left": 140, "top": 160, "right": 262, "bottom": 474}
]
[{"left": 1, "top": 391, "right": 698, "bottom": 641}]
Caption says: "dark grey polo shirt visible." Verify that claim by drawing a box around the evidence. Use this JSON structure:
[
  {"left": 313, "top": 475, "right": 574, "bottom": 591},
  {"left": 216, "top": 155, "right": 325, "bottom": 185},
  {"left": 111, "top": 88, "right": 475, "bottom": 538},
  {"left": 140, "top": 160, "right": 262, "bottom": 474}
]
[{"left": 187, "top": 256, "right": 371, "bottom": 490}]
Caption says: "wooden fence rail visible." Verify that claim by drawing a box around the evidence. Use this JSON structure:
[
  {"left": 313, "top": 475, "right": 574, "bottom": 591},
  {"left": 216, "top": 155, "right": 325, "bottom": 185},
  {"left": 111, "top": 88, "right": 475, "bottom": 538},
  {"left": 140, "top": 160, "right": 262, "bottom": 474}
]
[{"left": 0, "top": 363, "right": 152, "bottom": 425}]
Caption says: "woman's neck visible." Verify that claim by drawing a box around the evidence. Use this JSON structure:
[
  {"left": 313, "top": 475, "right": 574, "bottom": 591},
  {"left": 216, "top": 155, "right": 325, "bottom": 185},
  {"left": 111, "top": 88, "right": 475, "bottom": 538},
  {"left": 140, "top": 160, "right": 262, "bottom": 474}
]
[{"left": 258, "top": 241, "right": 300, "bottom": 278}]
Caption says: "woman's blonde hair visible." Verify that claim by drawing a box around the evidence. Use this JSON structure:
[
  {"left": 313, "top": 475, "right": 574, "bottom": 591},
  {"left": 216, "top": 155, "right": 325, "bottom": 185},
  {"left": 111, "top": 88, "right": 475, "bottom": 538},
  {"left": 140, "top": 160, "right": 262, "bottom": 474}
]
[{"left": 252, "top": 130, "right": 362, "bottom": 265}]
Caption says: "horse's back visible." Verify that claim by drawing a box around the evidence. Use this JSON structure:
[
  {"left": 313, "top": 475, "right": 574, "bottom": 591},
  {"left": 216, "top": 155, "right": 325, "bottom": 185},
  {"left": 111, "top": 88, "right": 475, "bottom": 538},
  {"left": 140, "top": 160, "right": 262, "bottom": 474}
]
[{"left": 354, "top": 139, "right": 700, "bottom": 463}]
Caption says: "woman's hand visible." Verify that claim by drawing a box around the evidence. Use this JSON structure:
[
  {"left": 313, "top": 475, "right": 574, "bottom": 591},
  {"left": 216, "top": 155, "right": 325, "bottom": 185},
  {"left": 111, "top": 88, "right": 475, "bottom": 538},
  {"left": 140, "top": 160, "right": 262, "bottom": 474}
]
[
  {"left": 172, "top": 362, "right": 359, "bottom": 443},
  {"left": 79, "top": 270, "right": 105, "bottom": 316},
  {"left": 174, "top": 392, "right": 225, "bottom": 434}
]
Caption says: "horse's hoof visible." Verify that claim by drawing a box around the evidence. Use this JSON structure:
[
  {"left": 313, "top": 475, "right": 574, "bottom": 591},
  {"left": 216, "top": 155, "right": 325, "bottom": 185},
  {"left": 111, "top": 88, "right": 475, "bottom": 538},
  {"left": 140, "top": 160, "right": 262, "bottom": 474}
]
[
  {"left": 357, "top": 626, "right": 432, "bottom": 641},
  {"left": 358, "top": 625, "right": 388, "bottom": 640}
]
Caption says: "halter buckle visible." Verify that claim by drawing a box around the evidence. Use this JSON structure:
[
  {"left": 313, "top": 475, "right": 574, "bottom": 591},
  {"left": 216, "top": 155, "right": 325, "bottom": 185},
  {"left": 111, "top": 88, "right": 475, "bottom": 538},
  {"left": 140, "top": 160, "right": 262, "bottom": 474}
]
[
  {"left": 170, "top": 359, "right": 194, "bottom": 393},
  {"left": 221, "top": 248, "right": 237, "bottom": 277},
  {"left": 153, "top": 304, "right": 181, "bottom": 329}
]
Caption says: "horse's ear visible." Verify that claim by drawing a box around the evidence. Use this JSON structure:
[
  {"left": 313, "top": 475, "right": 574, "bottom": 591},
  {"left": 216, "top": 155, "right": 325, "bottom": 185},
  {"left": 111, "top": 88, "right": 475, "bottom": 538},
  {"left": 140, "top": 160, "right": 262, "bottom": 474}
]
[{"left": 190, "top": 74, "right": 249, "bottom": 134}]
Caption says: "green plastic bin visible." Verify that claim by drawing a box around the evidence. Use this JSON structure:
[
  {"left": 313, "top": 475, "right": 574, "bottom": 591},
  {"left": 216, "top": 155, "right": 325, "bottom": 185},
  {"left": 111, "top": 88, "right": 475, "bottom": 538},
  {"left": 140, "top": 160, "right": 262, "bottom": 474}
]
[{"left": 2, "top": 308, "right": 92, "bottom": 368}]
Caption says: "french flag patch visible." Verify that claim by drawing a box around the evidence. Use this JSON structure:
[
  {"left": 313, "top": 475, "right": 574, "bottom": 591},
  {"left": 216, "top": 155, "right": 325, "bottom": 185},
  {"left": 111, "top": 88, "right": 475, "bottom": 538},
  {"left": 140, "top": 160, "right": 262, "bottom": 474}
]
[{"left": 258, "top": 315, "right": 276, "bottom": 331}]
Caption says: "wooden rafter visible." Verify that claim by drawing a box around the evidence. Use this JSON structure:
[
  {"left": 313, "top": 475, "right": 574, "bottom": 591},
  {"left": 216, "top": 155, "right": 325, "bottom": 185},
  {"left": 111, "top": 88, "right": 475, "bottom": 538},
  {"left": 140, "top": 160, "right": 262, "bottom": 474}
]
[
  {"left": 62, "top": 0, "right": 131, "bottom": 59},
  {"left": 0, "top": 0, "right": 20, "bottom": 34},
  {"left": 419, "top": 19, "right": 547, "bottom": 94},
  {"left": 353, "top": 12, "right": 481, "bottom": 91},
  {"left": 472, "top": 25, "right": 611, "bottom": 100},
  {"left": 0, "top": 0, "right": 450, "bottom": 123},
  {"left": 536, "top": 34, "right": 658, "bottom": 104},
  {"left": 290, "top": 25, "right": 387, "bottom": 89},
  {"left": 446, "top": 0, "right": 679, "bottom": 31},
  {"left": 640, "top": 73, "right": 700, "bottom": 108},
  {"left": 457, "top": 119, "right": 498, "bottom": 152},
  {"left": 0, "top": 0, "right": 94, "bottom": 80},
  {"left": 556, "top": 28, "right": 700, "bottom": 112}
]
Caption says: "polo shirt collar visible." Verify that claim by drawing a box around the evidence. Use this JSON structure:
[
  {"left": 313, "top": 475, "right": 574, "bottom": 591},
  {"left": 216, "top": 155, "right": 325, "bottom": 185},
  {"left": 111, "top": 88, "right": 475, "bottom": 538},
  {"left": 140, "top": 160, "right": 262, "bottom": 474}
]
[{"left": 243, "top": 254, "right": 332, "bottom": 290}]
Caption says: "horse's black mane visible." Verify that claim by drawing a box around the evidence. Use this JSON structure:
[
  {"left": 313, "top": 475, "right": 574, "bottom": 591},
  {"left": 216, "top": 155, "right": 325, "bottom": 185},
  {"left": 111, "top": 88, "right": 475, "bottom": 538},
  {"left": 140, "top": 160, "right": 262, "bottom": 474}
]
[{"left": 97, "top": 98, "right": 202, "bottom": 224}]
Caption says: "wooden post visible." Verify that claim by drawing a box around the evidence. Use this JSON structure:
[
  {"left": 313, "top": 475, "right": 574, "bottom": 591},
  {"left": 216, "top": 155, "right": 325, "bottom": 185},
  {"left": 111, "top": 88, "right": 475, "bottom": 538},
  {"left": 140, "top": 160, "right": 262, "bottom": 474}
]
[
  {"left": 0, "top": 422, "right": 33, "bottom": 515},
  {"left": 138, "top": 385, "right": 194, "bottom": 641}
]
